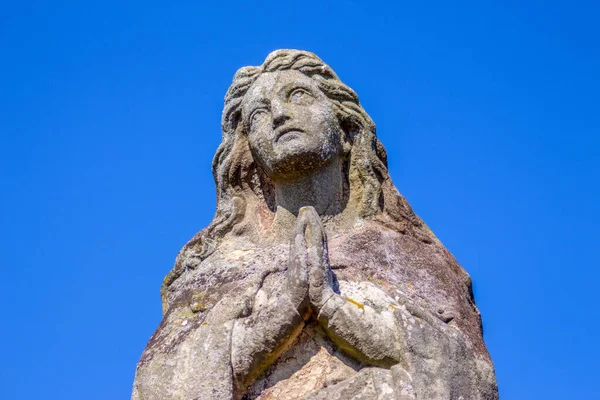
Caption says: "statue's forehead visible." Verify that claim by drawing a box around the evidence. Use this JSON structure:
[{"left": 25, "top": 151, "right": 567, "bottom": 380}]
[{"left": 245, "top": 70, "right": 316, "bottom": 101}]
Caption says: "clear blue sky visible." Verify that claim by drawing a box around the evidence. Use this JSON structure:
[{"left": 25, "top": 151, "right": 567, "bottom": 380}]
[{"left": 1, "top": 1, "right": 598, "bottom": 399}]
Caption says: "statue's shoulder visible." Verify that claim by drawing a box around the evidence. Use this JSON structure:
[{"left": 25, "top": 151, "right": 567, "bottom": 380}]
[{"left": 161, "top": 235, "right": 288, "bottom": 316}]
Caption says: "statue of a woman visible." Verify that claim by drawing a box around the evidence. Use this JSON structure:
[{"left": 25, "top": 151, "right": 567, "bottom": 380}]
[{"left": 132, "top": 50, "right": 498, "bottom": 400}]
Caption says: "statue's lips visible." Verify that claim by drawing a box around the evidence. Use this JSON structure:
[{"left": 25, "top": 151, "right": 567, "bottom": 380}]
[{"left": 274, "top": 128, "right": 304, "bottom": 143}]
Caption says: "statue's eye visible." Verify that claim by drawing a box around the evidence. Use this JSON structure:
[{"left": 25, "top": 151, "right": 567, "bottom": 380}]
[
  {"left": 249, "top": 109, "right": 269, "bottom": 128},
  {"left": 289, "top": 88, "right": 314, "bottom": 105}
]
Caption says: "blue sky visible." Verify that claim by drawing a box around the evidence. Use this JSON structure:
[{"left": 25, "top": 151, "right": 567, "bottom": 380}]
[{"left": 1, "top": 1, "right": 598, "bottom": 399}]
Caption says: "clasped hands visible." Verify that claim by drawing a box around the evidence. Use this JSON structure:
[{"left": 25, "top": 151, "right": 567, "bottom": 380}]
[
  {"left": 232, "top": 207, "right": 402, "bottom": 393},
  {"left": 286, "top": 206, "right": 337, "bottom": 318}
]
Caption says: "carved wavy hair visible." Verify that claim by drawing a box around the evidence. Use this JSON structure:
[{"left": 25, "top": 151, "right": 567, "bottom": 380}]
[{"left": 163, "top": 50, "right": 427, "bottom": 293}]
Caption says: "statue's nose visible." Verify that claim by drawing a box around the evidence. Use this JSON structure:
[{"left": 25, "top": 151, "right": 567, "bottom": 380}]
[{"left": 271, "top": 100, "right": 292, "bottom": 129}]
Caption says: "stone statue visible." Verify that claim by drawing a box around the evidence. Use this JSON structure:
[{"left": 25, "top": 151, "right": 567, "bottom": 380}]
[{"left": 132, "top": 50, "right": 498, "bottom": 400}]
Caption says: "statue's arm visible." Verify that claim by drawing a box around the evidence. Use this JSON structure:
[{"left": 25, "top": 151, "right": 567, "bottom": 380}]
[
  {"left": 230, "top": 217, "right": 311, "bottom": 394},
  {"left": 315, "top": 288, "right": 405, "bottom": 368}
]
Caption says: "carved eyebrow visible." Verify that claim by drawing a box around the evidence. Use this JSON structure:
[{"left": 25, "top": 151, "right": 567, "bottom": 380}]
[
  {"left": 247, "top": 97, "right": 269, "bottom": 107},
  {"left": 280, "top": 82, "right": 315, "bottom": 97}
]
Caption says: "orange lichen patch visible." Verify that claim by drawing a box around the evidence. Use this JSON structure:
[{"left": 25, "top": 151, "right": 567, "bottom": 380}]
[
  {"left": 388, "top": 304, "right": 397, "bottom": 310},
  {"left": 407, "top": 283, "right": 414, "bottom": 290},
  {"left": 345, "top": 297, "right": 365, "bottom": 310}
]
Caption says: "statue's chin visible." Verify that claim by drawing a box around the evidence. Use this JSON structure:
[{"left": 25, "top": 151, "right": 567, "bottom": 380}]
[{"left": 262, "top": 149, "right": 337, "bottom": 183}]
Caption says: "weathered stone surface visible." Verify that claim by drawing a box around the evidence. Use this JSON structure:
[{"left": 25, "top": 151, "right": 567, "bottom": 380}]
[{"left": 132, "top": 49, "right": 498, "bottom": 399}]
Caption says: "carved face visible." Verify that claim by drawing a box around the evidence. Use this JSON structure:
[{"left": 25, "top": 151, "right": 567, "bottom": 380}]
[{"left": 241, "top": 70, "right": 347, "bottom": 182}]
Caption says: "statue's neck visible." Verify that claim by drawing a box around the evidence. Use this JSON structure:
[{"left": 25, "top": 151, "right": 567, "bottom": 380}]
[
  {"left": 275, "top": 158, "right": 346, "bottom": 216},
  {"left": 269, "top": 158, "right": 349, "bottom": 239}
]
